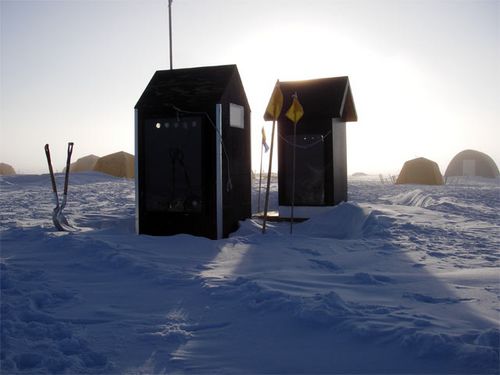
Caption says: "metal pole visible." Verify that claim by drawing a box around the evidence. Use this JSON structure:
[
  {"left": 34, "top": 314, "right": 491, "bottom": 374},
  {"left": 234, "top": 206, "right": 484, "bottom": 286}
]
[
  {"left": 262, "top": 119, "right": 276, "bottom": 233},
  {"left": 216, "top": 104, "right": 223, "bottom": 239},
  {"left": 290, "top": 123, "right": 296, "bottom": 234},
  {"left": 258, "top": 142, "right": 264, "bottom": 213},
  {"left": 168, "top": 0, "right": 173, "bottom": 70}
]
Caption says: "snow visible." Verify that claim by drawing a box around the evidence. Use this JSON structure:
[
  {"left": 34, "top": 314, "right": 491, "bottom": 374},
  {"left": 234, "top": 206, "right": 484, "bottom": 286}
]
[{"left": 1, "top": 172, "right": 499, "bottom": 374}]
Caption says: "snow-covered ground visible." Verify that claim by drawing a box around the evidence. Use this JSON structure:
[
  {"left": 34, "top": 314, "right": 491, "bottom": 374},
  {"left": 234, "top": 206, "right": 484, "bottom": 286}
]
[{"left": 1, "top": 172, "right": 498, "bottom": 374}]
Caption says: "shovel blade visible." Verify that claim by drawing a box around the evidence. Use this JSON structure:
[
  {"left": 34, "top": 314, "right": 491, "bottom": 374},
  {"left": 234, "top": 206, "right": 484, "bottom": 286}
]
[{"left": 53, "top": 208, "right": 76, "bottom": 232}]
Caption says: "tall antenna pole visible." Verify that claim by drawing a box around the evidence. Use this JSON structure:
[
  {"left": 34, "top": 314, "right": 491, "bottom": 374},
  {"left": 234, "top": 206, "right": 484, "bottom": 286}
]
[{"left": 168, "top": 0, "right": 173, "bottom": 69}]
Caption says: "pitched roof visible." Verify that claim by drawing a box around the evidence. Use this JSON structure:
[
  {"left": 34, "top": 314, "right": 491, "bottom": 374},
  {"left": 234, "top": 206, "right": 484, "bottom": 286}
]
[
  {"left": 135, "top": 64, "right": 243, "bottom": 112},
  {"left": 265, "top": 76, "right": 357, "bottom": 122}
]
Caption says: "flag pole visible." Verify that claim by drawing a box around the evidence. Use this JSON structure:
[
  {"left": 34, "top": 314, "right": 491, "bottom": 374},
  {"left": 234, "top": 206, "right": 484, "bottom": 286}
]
[
  {"left": 262, "top": 119, "right": 276, "bottom": 234},
  {"left": 168, "top": 0, "right": 173, "bottom": 70},
  {"left": 290, "top": 121, "right": 296, "bottom": 234},
  {"left": 262, "top": 80, "right": 283, "bottom": 233},
  {"left": 285, "top": 92, "right": 304, "bottom": 234},
  {"left": 258, "top": 141, "right": 264, "bottom": 213}
]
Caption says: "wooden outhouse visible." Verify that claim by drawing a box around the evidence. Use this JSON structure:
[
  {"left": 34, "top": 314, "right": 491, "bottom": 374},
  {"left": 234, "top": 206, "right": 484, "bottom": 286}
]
[
  {"left": 135, "top": 65, "right": 251, "bottom": 239},
  {"left": 273, "top": 76, "right": 357, "bottom": 218}
]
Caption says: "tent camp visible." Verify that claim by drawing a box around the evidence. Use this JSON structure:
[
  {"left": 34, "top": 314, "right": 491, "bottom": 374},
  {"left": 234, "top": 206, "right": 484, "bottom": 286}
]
[
  {"left": 445, "top": 149, "right": 499, "bottom": 178},
  {"left": 0, "top": 163, "right": 16, "bottom": 176},
  {"left": 65, "top": 154, "right": 100, "bottom": 173},
  {"left": 94, "top": 151, "right": 134, "bottom": 179},
  {"left": 396, "top": 157, "right": 444, "bottom": 185}
]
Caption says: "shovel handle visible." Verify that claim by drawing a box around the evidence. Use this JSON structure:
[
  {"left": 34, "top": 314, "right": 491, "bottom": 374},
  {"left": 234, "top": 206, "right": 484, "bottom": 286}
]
[
  {"left": 63, "top": 142, "right": 74, "bottom": 196},
  {"left": 44, "top": 144, "right": 58, "bottom": 195}
]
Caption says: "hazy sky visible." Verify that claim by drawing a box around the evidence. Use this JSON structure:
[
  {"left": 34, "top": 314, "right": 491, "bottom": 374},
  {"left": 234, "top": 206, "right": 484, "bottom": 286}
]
[{"left": 1, "top": 0, "right": 498, "bottom": 174}]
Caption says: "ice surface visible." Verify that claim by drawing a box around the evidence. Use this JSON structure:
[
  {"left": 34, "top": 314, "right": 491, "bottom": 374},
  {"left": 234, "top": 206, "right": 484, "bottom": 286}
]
[{"left": 1, "top": 172, "right": 499, "bottom": 373}]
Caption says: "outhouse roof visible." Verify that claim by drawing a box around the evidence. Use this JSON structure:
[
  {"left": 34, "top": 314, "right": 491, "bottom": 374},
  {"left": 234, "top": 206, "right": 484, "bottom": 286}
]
[
  {"left": 135, "top": 64, "right": 246, "bottom": 112},
  {"left": 265, "top": 76, "right": 357, "bottom": 122}
]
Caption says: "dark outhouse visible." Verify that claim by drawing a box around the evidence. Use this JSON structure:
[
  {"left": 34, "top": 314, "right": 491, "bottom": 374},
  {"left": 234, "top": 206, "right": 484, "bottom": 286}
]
[
  {"left": 135, "top": 65, "right": 251, "bottom": 239},
  {"left": 273, "top": 76, "right": 357, "bottom": 218}
]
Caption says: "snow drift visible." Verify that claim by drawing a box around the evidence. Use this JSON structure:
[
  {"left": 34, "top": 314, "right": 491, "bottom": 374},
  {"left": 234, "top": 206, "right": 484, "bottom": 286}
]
[{"left": 1, "top": 172, "right": 498, "bottom": 374}]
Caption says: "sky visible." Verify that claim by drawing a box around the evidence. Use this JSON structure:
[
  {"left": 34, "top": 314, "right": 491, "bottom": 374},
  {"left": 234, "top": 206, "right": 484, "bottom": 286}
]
[{"left": 1, "top": 0, "right": 499, "bottom": 175}]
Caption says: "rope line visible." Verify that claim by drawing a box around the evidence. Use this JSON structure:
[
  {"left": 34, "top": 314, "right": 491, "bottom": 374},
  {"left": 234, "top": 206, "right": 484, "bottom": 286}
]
[{"left": 277, "top": 130, "right": 331, "bottom": 149}]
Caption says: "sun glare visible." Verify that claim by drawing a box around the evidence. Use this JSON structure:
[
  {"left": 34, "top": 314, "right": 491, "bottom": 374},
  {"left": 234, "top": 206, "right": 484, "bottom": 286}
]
[{"left": 239, "top": 25, "right": 439, "bottom": 174}]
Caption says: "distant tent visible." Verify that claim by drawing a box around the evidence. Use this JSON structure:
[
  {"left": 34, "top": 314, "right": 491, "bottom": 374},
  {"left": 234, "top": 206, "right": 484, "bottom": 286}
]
[
  {"left": 0, "top": 163, "right": 16, "bottom": 176},
  {"left": 445, "top": 150, "right": 499, "bottom": 178},
  {"left": 396, "top": 157, "right": 444, "bottom": 185},
  {"left": 93, "top": 151, "right": 134, "bottom": 178},
  {"left": 65, "top": 154, "right": 100, "bottom": 173}
]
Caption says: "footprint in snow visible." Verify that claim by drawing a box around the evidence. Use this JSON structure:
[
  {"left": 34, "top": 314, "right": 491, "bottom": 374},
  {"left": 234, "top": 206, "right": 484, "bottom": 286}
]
[
  {"left": 290, "top": 247, "right": 321, "bottom": 256},
  {"left": 428, "top": 251, "right": 449, "bottom": 258},
  {"left": 308, "top": 259, "right": 342, "bottom": 271},
  {"left": 350, "top": 272, "right": 394, "bottom": 285},
  {"left": 403, "top": 292, "right": 474, "bottom": 304}
]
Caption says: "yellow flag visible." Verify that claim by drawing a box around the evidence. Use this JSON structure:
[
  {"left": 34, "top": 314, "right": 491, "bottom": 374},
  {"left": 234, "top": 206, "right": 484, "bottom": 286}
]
[
  {"left": 264, "top": 80, "right": 283, "bottom": 121},
  {"left": 285, "top": 94, "right": 304, "bottom": 125}
]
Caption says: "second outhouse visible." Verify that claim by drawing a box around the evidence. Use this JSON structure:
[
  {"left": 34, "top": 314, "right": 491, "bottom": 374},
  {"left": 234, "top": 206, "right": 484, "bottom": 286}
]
[{"left": 273, "top": 76, "right": 357, "bottom": 218}]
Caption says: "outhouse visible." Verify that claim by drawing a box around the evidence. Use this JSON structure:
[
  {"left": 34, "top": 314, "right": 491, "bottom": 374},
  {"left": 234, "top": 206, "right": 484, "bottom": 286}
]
[
  {"left": 273, "top": 76, "right": 357, "bottom": 218},
  {"left": 135, "top": 64, "right": 251, "bottom": 239}
]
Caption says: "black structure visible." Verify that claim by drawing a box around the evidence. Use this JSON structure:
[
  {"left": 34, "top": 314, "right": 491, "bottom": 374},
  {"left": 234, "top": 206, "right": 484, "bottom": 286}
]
[
  {"left": 270, "top": 76, "right": 357, "bottom": 218},
  {"left": 135, "top": 65, "right": 251, "bottom": 239}
]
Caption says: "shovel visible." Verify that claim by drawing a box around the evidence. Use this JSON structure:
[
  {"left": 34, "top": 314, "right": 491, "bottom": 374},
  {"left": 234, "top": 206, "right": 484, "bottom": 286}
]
[{"left": 44, "top": 142, "right": 76, "bottom": 231}]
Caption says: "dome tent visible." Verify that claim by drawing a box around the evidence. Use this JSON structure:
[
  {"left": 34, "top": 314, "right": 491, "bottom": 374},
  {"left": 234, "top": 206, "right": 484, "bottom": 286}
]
[
  {"left": 0, "top": 163, "right": 16, "bottom": 175},
  {"left": 445, "top": 149, "right": 499, "bottom": 178},
  {"left": 396, "top": 157, "right": 444, "bottom": 185},
  {"left": 65, "top": 154, "right": 100, "bottom": 173},
  {"left": 94, "top": 151, "right": 134, "bottom": 178}
]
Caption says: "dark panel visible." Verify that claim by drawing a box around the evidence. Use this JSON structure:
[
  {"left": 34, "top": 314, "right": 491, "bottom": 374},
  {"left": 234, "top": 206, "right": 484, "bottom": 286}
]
[
  {"left": 280, "top": 134, "right": 325, "bottom": 206},
  {"left": 278, "top": 118, "right": 333, "bottom": 206},
  {"left": 144, "top": 117, "right": 203, "bottom": 213},
  {"left": 138, "top": 115, "right": 217, "bottom": 238}
]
